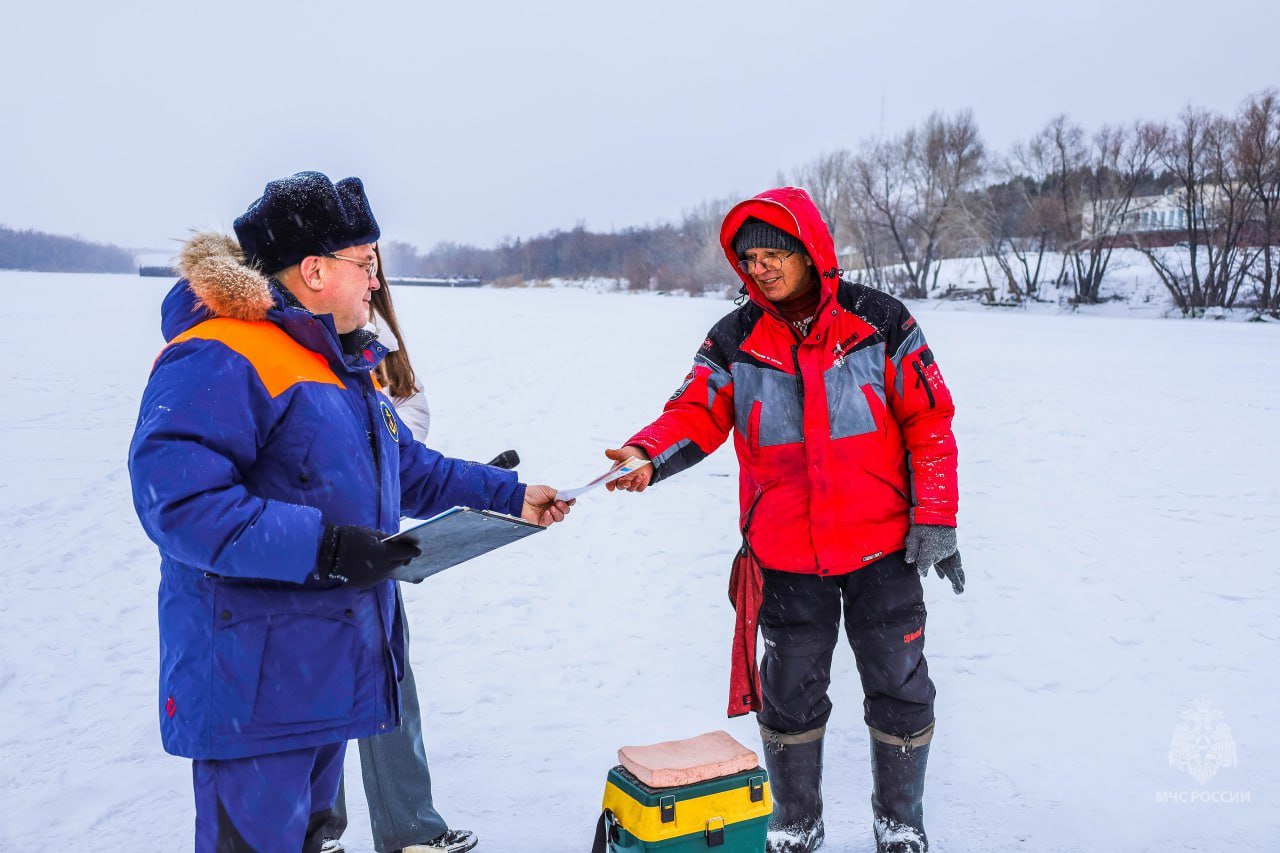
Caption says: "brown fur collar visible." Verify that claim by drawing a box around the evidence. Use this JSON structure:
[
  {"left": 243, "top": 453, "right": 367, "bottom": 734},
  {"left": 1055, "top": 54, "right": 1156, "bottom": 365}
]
[{"left": 175, "top": 232, "right": 274, "bottom": 322}]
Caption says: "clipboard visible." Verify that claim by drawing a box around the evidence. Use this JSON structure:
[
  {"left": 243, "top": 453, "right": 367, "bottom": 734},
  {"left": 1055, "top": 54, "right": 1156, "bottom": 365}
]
[{"left": 383, "top": 506, "right": 545, "bottom": 582}]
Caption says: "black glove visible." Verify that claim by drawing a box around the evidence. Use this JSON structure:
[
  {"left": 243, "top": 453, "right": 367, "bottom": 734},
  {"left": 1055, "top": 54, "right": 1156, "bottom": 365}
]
[
  {"left": 904, "top": 523, "right": 965, "bottom": 595},
  {"left": 314, "top": 524, "right": 420, "bottom": 590}
]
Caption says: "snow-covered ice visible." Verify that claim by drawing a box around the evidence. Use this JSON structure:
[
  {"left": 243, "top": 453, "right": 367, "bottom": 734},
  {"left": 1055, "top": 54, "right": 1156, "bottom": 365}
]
[{"left": 1, "top": 271, "right": 1276, "bottom": 851}]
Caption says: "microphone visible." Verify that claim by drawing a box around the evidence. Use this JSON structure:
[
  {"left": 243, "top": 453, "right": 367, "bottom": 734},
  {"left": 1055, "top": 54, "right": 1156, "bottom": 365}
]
[{"left": 486, "top": 450, "right": 520, "bottom": 470}]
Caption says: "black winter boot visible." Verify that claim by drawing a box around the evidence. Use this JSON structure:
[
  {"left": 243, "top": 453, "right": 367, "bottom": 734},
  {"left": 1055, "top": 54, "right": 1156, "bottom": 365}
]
[
  {"left": 760, "top": 724, "right": 825, "bottom": 853},
  {"left": 869, "top": 723, "right": 932, "bottom": 853}
]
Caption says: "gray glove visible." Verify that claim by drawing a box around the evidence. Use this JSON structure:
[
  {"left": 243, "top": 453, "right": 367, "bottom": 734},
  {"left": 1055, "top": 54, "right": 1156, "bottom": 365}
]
[{"left": 904, "top": 524, "right": 965, "bottom": 595}]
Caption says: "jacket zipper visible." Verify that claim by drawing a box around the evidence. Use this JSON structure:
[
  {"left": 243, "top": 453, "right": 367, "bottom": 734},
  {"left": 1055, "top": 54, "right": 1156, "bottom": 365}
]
[
  {"left": 361, "top": 379, "right": 385, "bottom": 526},
  {"left": 738, "top": 486, "right": 767, "bottom": 561},
  {"left": 361, "top": 376, "right": 396, "bottom": 724},
  {"left": 912, "top": 361, "right": 936, "bottom": 409},
  {"left": 791, "top": 346, "right": 805, "bottom": 403}
]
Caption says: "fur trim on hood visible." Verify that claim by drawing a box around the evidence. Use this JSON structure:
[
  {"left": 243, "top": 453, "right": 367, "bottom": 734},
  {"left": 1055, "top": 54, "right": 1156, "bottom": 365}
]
[{"left": 175, "top": 232, "right": 274, "bottom": 322}]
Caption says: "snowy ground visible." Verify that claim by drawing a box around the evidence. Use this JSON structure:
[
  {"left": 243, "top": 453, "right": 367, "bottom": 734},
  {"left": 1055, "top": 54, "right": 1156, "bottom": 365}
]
[{"left": 1, "top": 272, "right": 1277, "bottom": 851}]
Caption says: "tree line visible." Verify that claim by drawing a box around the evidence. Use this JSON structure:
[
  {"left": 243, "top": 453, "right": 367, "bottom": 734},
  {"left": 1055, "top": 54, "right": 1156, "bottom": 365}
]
[
  {"left": 0, "top": 226, "right": 135, "bottom": 274},
  {"left": 6, "top": 88, "right": 1277, "bottom": 317},
  {"left": 379, "top": 201, "right": 728, "bottom": 298},
  {"left": 387, "top": 88, "right": 1280, "bottom": 317},
  {"left": 806, "top": 90, "right": 1279, "bottom": 315}
]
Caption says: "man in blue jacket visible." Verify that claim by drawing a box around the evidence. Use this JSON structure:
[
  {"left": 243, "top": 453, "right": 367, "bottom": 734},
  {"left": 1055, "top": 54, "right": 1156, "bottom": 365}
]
[{"left": 128, "top": 171, "right": 572, "bottom": 852}]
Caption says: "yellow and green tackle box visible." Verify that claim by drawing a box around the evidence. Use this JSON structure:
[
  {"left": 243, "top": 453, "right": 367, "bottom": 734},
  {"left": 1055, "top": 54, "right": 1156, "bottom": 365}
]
[{"left": 596, "top": 764, "right": 771, "bottom": 851}]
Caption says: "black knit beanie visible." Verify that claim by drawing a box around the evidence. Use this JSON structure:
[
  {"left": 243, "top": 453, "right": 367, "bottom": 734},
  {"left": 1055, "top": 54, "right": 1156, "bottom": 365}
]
[
  {"left": 234, "top": 171, "right": 381, "bottom": 274},
  {"left": 732, "top": 217, "right": 805, "bottom": 259}
]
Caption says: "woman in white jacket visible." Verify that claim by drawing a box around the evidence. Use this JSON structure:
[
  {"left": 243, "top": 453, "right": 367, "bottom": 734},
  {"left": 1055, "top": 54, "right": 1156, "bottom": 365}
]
[
  {"left": 322, "top": 249, "right": 475, "bottom": 853},
  {"left": 371, "top": 267, "right": 430, "bottom": 440}
]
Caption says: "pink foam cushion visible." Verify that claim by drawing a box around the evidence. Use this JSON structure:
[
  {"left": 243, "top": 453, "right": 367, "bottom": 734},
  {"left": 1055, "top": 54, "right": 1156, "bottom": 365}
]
[{"left": 618, "top": 730, "right": 760, "bottom": 788}]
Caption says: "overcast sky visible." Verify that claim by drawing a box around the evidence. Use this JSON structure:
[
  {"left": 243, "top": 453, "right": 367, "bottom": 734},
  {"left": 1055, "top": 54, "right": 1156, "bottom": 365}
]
[{"left": 3, "top": 0, "right": 1276, "bottom": 253}]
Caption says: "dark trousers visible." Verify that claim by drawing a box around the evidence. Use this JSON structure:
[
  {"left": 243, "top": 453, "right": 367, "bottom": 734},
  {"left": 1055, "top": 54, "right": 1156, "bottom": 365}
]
[
  {"left": 319, "top": 588, "right": 448, "bottom": 851},
  {"left": 757, "top": 550, "right": 935, "bottom": 737},
  {"left": 326, "top": 648, "right": 448, "bottom": 851},
  {"left": 193, "top": 741, "right": 345, "bottom": 852}
]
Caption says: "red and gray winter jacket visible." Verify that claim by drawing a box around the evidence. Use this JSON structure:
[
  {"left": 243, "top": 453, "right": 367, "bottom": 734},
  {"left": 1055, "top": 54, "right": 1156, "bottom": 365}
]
[{"left": 626, "top": 187, "right": 958, "bottom": 577}]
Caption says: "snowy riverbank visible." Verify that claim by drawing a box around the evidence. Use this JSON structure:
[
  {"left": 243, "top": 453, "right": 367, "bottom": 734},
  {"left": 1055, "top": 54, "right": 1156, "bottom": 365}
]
[{"left": 1, "top": 272, "right": 1276, "bottom": 851}]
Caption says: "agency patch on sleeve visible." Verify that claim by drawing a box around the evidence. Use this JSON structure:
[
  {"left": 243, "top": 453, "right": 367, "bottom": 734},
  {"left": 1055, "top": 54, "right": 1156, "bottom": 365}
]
[
  {"left": 379, "top": 399, "right": 399, "bottom": 440},
  {"left": 670, "top": 369, "right": 696, "bottom": 401}
]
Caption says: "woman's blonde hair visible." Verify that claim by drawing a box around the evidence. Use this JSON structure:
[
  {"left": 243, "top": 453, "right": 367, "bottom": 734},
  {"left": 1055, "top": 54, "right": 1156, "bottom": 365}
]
[{"left": 370, "top": 246, "right": 420, "bottom": 399}]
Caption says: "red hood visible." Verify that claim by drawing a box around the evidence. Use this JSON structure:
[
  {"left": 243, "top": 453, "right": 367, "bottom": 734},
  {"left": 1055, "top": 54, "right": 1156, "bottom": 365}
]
[{"left": 719, "top": 187, "right": 841, "bottom": 312}]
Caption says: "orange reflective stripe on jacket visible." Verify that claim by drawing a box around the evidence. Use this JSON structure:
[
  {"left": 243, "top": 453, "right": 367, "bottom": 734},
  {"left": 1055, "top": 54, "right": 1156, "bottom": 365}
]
[{"left": 168, "top": 318, "right": 346, "bottom": 398}]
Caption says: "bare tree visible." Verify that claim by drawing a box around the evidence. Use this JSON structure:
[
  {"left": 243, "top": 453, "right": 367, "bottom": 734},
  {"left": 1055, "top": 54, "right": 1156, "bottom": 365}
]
[
  {"left": 850, "top": 111, "right": 986, "bottom": 298},
  {"left": 1210, "top": 116, "right": 1260, "bottom": 308},
  {"left": 955, "top": 182, "right": 1018, "bottom": 301},
  {"left": 958, "top": 177, "right": 1051, "bottom": 303},
  {"left": 959, "top": 117, "right": 1083, "bottom": 302},
  {"left": 1060, "top": 122, "right": 1161, "bottom": 303},
  {"left": 1235, "top": 89, "right": 1280, "bottom": 314},
  {"left": 782, "top": 150, "right": 854, "bottom": 256},
  {"left": 679, "top": 196, "right": 739, "bottom": 294},
  {"left": 844, "top": 145, "right": 901, "bottom": 290},
  {"left": 1139, "top": 108, "right": 1256, "bottom": 313},
  {"left": 1003, "top": 117, "right": 1080, "bottom": 297}
]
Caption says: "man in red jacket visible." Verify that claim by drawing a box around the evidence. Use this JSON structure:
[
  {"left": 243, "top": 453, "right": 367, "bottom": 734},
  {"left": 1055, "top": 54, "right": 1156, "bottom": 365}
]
[{"left": 606, "top": 187, "right": 963, "bottom": 853}]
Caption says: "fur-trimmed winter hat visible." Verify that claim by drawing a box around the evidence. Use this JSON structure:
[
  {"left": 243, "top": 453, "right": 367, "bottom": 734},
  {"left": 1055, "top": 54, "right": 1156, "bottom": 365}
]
[
  {"left": 233, "top": 171, "right": 380, "bottom": 274},
  {"left": 731, "top": 217, "right": 805, "bottom": 259}
]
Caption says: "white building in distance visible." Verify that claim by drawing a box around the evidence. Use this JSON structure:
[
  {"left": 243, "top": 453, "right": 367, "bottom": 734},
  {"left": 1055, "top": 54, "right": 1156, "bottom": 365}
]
[{"left": 1081, "top": 185, "right": 1218, "bottom": 240}]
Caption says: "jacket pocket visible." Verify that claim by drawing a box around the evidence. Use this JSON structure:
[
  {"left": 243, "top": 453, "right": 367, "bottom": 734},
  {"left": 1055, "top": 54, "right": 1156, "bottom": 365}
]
[
  {"left": 746, "top": 400, "right": 762, "bottom": 450},
  {"left": 253, "top": 612, "right": 357, "bottom": 724},
  {"left": 734, "top": 363, "right": 803, "bottom": 448},
  {"left": 212, "top": 586, "right": 359, "bottom": 730},
  {"left": 911, "top": 349, "right": 937, "bottom": 409},
  {"left": 861, "top": 462, "right": 910, "bottom": 506},
  {"left": 826, "top": 346, "right": 884, "bottom": 439},
  {"left": 212, "top": 608, "right": 268, "bottom": 727}
]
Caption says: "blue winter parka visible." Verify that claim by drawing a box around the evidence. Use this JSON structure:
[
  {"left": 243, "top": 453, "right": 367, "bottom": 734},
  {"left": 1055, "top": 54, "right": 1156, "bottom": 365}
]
[{"left": 128, "top": 233, "right": 526, "bottom": 760}]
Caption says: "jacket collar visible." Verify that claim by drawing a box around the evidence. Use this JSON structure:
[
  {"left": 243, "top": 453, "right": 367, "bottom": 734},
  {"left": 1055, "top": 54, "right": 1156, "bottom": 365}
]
[
  {"left": 266, "top": 282, "right": 388, "bottom": 376},
  {"left": 164, "top": 231, "right": 386, "bottom": 375}
]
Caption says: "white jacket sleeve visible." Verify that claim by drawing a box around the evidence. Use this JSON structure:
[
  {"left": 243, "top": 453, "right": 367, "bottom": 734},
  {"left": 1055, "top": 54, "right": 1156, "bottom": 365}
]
[{"left": 392, "top": 389, "right": 431, "bottom": 441}]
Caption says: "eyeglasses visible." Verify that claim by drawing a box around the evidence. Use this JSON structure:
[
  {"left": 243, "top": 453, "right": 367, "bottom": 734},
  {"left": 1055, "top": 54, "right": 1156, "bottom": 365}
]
[
  {"left": 737, "top": 251, "right": 794, "bottom": 275},
  {"left": 326, "top": 251, "right": 379, "bottom": 280}
]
